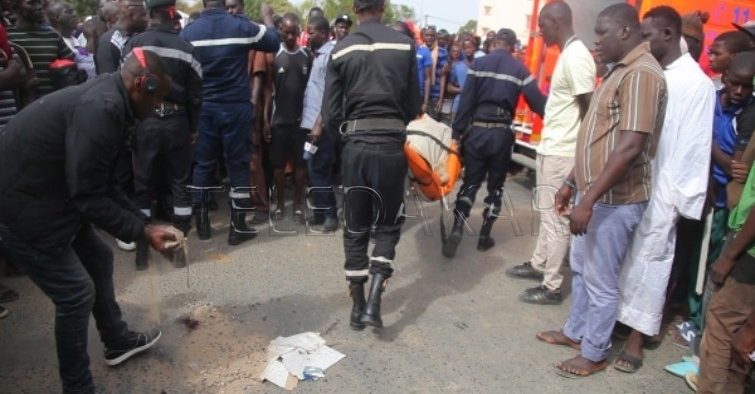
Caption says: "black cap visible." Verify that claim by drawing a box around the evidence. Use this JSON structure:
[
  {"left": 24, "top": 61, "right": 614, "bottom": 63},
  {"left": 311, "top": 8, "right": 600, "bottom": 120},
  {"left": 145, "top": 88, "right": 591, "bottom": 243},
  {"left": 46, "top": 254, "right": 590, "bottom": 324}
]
[
  {"left": 496, "top": 28, "right": 517, "bottom": 46},
  {"left": 733, "top": 20, "right": 755, "bottom": 41},
  {"left": 334, "top": 13, "right": 352, "bottom": 26},
  {"left": 144, "top": 0, "right": 176, "bottom": 10},
  {"left": 354, "top": 0, "right": 385, "bottom": 12}
]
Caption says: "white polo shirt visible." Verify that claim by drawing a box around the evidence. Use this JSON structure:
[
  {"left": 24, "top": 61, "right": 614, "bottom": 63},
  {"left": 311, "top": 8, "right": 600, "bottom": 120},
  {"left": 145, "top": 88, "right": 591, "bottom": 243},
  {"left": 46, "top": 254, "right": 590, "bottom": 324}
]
[{"left": 536, "top": 38, "right": 596, "bottom": 157}]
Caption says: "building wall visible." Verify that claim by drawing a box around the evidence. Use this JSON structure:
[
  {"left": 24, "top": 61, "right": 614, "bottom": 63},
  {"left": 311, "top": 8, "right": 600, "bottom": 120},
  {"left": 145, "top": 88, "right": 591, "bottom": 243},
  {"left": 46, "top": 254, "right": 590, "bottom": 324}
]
[{"left": 477, "top": 0, "right": 536, "bottom": 44}]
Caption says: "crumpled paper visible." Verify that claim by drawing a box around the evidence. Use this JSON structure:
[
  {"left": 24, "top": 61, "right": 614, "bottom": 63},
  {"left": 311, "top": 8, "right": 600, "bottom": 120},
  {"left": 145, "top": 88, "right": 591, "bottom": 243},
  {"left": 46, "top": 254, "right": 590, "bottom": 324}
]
[{"left": 259, "top": 332, "right": 345, "bottom": 390}]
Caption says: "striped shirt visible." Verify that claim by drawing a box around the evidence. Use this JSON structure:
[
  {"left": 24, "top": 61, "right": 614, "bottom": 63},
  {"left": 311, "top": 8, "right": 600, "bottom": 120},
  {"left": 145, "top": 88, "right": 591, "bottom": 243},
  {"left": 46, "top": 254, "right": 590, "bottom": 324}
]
[
  {"left": 7, "top": 25, "right": 74, "bottom": 98},
  {"left": 0, "top": 65, "right": 17, "bottom": 127},
  {"left": 575, "top": 42, "right": 667, "bottom": 205}
]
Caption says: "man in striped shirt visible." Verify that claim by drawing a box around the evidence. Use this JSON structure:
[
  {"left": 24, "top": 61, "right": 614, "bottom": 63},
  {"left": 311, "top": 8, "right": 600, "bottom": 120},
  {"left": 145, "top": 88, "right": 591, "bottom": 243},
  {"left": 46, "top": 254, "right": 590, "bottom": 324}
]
[
  {"left": 536, "top": 3, "right": 667, "bottom": 378},
  {"left": 7, "top": 0, "right": 74, "bottom": 100}
]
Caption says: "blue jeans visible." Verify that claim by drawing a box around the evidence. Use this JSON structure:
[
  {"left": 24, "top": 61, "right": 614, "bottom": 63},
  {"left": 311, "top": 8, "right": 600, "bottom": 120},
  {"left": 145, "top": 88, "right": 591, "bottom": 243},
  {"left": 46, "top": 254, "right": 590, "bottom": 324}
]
[
  {"left": 563, "top": 201, "right": 647, "bottom": 362},
  {"left": 307, "top": 130, "right": 338, "bottom": 220},
  {"left": 192, "top": 101, "right": 253, "bottom": 206},
  {"left": 0, "top": 223, "right": 129, "bottom": 393}
]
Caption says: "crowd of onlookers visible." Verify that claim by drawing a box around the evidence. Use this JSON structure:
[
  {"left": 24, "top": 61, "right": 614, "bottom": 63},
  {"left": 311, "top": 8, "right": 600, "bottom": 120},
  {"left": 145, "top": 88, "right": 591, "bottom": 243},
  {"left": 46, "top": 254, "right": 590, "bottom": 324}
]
[{"left": 0, "top": 0, "right": 755, "bottom": 392}]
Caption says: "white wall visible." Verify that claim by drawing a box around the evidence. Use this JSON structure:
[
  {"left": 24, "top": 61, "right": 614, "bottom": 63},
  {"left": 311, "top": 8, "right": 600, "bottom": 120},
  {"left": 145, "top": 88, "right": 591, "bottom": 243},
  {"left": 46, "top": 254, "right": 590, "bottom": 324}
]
[{"left": 477, "top": 0, "right": 536, "bottom": 44}]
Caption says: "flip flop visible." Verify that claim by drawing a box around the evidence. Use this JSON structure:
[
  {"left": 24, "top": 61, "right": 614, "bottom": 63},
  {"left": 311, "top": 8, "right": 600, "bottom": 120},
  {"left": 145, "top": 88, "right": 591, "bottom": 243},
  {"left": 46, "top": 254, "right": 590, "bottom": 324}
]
[
  {"left": 614, "top": 351, "right": 643, "bottom": 373},
  {"left": 0, "top": 288, "right": 19, "bottom": 303}
]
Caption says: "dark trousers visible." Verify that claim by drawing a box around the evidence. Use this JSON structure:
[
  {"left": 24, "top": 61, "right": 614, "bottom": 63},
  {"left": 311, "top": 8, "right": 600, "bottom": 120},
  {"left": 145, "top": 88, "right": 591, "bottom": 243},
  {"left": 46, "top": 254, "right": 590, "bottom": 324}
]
[
  {"left": 342, "top": 140, "right": 407, "bottom": 283},
  {"left": 308, "top": 130, "right": 338, "bottom": 220},
  {"left": 454, "top": 125, "right": 514, "bottom": 216},
  {"left": 0, "top": 223, "right": 129, "bottom": 393},
  {"left": 192, "top": 101, "right": 253, "bottom": 207},
  {"left": 133, "top": 115, "right": 193, "bottom": 217}
]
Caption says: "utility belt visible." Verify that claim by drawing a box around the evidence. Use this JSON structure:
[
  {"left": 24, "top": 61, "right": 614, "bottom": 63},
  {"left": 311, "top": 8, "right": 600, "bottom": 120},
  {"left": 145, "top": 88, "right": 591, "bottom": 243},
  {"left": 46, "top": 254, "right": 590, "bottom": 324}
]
[
  {"left": 154, "top": 102, "right": 186, "bottom": 118},
  {"left": 473, "top": 103, "right": 512, "bottom": 126},
  {"left": 339, "top": 118, "right": 406, "bottom": 136}
]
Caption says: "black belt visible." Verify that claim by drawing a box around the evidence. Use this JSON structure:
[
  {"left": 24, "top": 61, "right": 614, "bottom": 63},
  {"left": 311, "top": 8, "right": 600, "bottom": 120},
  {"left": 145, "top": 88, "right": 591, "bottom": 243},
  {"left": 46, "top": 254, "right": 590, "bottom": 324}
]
[
  {"left": 471, "top": 121, "right": 510, "bottom": 129},
  {"left": 155, "top": 102, "right": 186, "bottom": 117},
  {"left": 339, "top": 118, "right": 406, "bottom": 135},
  {"left": 474, "top": 103, "right": 512, "bottom": 122}
]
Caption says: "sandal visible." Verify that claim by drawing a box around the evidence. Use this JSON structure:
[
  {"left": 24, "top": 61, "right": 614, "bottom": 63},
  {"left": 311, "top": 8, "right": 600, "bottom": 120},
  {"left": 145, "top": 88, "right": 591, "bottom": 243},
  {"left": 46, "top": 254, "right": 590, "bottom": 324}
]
[
  {"left": 294, "top": 208, "right": 305, "bottom": 224},
  {"left": 0, "top": 287, "right": 19, "bottom": 303},
  {"left": 506, "top": 262, "right": 544, "bottom": 280},
  {"left": 614, "top": 351, "right": 643, "bottom": 373}
]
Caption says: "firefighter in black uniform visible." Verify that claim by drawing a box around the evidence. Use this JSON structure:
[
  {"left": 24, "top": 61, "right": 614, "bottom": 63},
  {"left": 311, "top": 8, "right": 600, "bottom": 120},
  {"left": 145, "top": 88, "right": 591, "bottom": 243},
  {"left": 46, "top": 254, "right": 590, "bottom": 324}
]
[
  {"left": 442, "top": 30, "right": 546, "bottom": 258},
  {"left": 323, "top": 0, "right": 420, "bottom": 330},
  {"left": 123, "top": 0, "right": 202, "bottom": 270}
]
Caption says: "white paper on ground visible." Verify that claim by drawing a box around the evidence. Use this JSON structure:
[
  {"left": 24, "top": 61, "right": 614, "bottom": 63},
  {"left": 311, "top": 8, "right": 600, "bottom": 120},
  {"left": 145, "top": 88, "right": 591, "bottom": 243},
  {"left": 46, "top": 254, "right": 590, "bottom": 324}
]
[
  {"left": 260, "top": 332, "right": 346, "bottom": 387},
  {"left": 260, "top": 360, "right": 290, "bottom": 390}
]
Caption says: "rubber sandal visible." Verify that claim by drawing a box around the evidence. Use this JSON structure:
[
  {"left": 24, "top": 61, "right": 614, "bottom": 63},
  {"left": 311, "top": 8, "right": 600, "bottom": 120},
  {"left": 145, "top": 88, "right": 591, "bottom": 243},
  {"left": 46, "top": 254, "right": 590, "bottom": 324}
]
[
  {"left": 614, "top": 351, "right": 643, "bottom": 373},
  {"left": 0, "top": 288, "right": 19, "bottom": 303}
]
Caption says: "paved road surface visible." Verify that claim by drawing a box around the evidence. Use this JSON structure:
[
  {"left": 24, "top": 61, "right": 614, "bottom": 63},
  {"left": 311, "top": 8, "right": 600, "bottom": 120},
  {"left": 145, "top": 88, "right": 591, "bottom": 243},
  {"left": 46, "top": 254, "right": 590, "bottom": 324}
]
[{"left": 0, "top": 172, "right": 691, "bottom": 393}]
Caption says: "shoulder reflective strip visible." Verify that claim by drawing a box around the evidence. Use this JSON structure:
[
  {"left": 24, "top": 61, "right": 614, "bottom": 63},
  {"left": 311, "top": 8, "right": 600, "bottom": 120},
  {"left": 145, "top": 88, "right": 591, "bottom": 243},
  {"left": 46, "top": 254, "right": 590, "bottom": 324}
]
[
  {"left": 190, "top": 24, "right": 267, "bottom": 48},
  {"left": 370, "top": 256, "right": 393, "bottom": 264},
  {"left": 345, "top": 269, "right": 369, "bottom": 277},
  {"left": 467, "top": 69, "right": 533, "bottom": 86},
  {"left": 331, "top": 43, "right": 411, "bottom": 61},
  {"left": 141, "top": 209, "right": 151, "bottom": 216},
  {"left": 140, "top": 45, "right": 203, "bottom": 78}
]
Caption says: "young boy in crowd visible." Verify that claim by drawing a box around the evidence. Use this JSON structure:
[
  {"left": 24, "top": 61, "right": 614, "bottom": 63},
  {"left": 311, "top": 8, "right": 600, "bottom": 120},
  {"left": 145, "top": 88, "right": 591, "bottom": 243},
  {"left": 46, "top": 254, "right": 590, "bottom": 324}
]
[
  {"left": 699, "top": 54, "right": 755, "bottom": 391},
  {"left": 707, "top": 31, "right": 750, "bottom": 90}
]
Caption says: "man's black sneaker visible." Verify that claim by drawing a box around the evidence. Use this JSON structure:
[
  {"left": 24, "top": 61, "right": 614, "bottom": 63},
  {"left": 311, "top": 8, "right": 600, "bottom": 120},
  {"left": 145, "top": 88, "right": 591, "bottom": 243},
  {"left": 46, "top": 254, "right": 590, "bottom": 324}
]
[
  {"left": 104, "top": 329, "right": 161, "bottom": 366},
  {"left": 506, "top": 261, "right": 545, "bottom": 280},
  {"left": 519, "top": 285, "right": 563, "bottom": 305}
]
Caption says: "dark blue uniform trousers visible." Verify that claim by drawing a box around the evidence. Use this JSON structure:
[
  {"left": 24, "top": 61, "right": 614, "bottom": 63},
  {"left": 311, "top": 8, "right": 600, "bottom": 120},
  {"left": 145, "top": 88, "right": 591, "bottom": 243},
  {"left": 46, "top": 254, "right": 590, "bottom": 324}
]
[
  {"left": 342, "top": 140, "right": 407, "bottom": 283},
  {"left": 192, "top": 101, "right": 253, "bottom": 207},
  {"left": 455, "top": 125, "right": 514, "bottom": 217}
]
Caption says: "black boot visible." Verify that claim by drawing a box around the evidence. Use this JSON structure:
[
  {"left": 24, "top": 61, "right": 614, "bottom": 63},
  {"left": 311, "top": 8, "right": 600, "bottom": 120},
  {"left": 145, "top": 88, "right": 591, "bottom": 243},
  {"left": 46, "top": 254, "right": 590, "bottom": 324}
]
[
  {"left": 173, "top": 214, "right": 192, "bottom": 236},
  {"left": 228, "top": 210, "right": 257, "bottom": 246},
  {"left": 195, "top": 205, "right": 211, "bottom": 240},
  {"left": 135, "top": 240, "right": 148, "bottom": 271},
  {"left": 477, "top": 207, "right": 498, "bottom": 252},
  {"left": 442, "top": 212, "right": 465, "bottom": 258},
  {"left": 349, "top": 283, "right": 366, "bottom": 331},
  {"left": 360, "top": 273, "right": 387, "bottom": 328}
]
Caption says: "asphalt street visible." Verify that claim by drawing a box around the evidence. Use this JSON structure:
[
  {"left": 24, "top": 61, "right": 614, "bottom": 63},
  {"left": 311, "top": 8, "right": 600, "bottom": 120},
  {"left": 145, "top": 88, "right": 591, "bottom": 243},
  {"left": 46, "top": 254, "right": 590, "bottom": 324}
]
[{"left": 0, "top": 171, "right": 691, "bottom": 393}]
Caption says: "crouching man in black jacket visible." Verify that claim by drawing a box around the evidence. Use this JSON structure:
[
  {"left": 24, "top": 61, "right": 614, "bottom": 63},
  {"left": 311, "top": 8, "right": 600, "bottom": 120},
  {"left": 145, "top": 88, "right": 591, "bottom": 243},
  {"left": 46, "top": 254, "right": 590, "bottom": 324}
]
[{"left": 0, "top": 49, "right": 179, "bottom": 394}]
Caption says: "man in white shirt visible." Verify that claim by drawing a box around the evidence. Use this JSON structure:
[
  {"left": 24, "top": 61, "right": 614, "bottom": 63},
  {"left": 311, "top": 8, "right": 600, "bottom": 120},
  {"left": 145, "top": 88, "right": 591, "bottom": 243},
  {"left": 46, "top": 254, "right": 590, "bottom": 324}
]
[
  {"left": 507, "top": 0, "right": 595, "bottom": 305},
  {"left": 614, "top": 6, "right": 715, "bottom": 373}
]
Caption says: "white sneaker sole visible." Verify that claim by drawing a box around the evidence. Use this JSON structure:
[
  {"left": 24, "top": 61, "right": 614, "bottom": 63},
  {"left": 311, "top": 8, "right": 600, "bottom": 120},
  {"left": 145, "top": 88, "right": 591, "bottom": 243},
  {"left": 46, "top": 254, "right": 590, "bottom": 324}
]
[{"left": 105, "top": 331, "right": 161, "bottom": 366}]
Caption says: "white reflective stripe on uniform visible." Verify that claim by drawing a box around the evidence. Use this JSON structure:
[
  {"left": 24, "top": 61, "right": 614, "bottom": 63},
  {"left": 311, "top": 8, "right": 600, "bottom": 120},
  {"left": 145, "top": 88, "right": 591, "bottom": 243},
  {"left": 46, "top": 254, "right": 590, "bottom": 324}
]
[
  {"left": 141, "top": 209, "right": 151, "bottom": 216},
  {"left": 370, "top": 256, "right": 393, "bottom": 264},
  {"left": 467, "top": 69, "right": 534, "bottom": 86},
  {"left": 139, "top": 45, "right": 203, "bottom": 78},
  {"left": 190, "top": 25, "right": 267, "bottom": 48},
  {"left": 331, "top": 43, "right": 411, "bottom": 61},
  {"left": 174, "top": 206, "right": 192, "bottom": 216},
  {"left": 229, "top": 191, "right": 249, "bottom": 199},
  {"left": 345, "top": 269, "right": 369, "bottom": 277}
]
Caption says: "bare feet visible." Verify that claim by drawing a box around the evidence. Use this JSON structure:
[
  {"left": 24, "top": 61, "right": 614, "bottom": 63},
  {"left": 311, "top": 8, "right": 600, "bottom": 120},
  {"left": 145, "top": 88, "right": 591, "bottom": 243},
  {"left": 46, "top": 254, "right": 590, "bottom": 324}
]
[
  {"left": 614, "top": 329, "right": 644, "bottom": 373},
  {"left": 536, "top": 330, "right": 581, "bottom": 350},
  {"left": 556, "top": 355, "right": 608, "bottom": 378}
]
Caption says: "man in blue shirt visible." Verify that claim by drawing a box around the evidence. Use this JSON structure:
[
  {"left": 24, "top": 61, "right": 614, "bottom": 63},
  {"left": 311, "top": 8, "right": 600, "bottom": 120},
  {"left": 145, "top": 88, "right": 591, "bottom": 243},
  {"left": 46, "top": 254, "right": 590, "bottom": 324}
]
[
  {"left": 420, "top": 26, "right": 447, "bottom": 118},
  {"left": 180, "top": 0, "right": 279, "bottom": 245}
]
